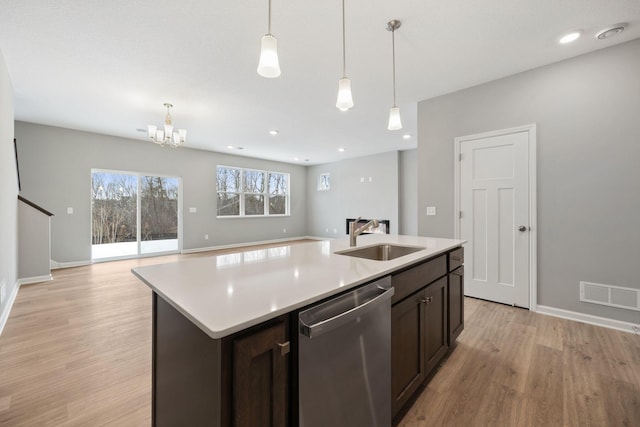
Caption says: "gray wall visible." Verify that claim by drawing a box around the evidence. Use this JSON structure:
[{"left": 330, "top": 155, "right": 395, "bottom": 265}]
[
  {"left": 399, "top": 149, "right": 417, "bottom": 235},
  {"left": 306, "top": 151, "right": 399, "bottom": 238},
  {"left": 0, "top": 50, "right": 17, "bottom": 327},
  {"left": 18, "top": 202, "right": 51, "bottom": 280},
  {"left": 15, "top": 122, "right": 308, "bottom": 264},
  {"left": 417, "top": 38, "right": 640, "bottom": 323}
]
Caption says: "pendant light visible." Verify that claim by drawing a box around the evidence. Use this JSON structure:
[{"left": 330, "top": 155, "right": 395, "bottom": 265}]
[
  {"left": 257, "top": 0, "right": 281, "bottom": 78},
  {"left": 386, "top": 20, "right": 402, "bottom": 130},
  {"left": 336, "top": 0, "right": 353, "bottom": 111}
]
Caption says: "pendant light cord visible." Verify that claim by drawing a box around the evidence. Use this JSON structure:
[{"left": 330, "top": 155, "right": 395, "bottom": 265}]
[
  {"left": 341, "top": 0, "right": 346, "bottom": 78},
  {"left": 391, "top": 27, "right": 397, "bottom": 107},
  {"left": 268, "top": 0, "right": 272, "bottom": 35}
]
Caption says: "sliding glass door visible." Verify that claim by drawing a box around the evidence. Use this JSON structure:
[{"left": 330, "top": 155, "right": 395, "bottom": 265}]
[{"left": 91, "top": 170, "right": 180, "bottom": 260}]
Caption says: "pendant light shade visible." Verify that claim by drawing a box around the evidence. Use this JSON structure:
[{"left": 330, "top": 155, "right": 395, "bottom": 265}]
[
  {"left": 336, "top": 77, "right": 354, "bottom": 111},
  {"left": 388, "top": 106, "right": 402, "bottom": 130},
  {"left": 386, "top": 20, "right": 402, "bottom": 130},
  {"left": 258, "top": 34, "right": 281, "bottom": 78},
  {"left": 257, "top": 0, "right": 281, "bottom": 78},
  {"left": 336, "top": 0, "right": 353, "bottom": 111}
]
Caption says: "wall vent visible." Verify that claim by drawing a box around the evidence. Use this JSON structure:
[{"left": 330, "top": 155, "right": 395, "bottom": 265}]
[{"left": 580, "top": 281, "right": 640, "bottom": 312}]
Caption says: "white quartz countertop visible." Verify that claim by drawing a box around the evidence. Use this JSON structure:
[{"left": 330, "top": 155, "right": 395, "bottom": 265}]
[{"left": 132, "top": 234, "right": 465, "bottom": 339}]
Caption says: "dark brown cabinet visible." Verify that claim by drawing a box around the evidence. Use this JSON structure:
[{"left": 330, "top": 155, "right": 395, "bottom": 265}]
[
  {"left": 423, "top": 277, "right": 449, "bottom": 377},
  {"left": 447, "top": 247, "right": 465, "bottom": 345},
  {"left": 391, "top": 248, "right": 464, "bottom": 419},
  {"left": 233, "top": 319, "right": 289, "bottom": 427},
  {"left": 391, "top": 287, "right": 426, "bottom": 415},
  {"left": 152, "top": 293, "right": 289, "bottom": 427},
  {"left": 448, "top": 266, "right": 464, "bottom": 345}
]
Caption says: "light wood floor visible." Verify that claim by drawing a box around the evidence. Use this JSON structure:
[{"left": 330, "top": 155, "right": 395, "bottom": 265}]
[{"left": 1, "top": 242, "right": 639, "bottom": 426}]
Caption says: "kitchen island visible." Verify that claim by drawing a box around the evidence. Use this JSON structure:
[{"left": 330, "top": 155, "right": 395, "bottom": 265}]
[{"left": 132, "top": 234, "right": 465, "bottom": 426}]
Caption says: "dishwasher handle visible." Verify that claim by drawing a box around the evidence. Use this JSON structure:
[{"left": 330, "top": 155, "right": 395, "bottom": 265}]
[{"left": 299, "top": 278, "right": 394, "bottom": 339}]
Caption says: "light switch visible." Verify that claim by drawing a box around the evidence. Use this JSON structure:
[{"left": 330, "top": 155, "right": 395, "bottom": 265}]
[
  {"left": 360, "top": 177, "right": 365, "bottom": 183},
  {"left": 189, "top": 207, "right": 197, "bottom": 213},
  {"left": 67, "top": 207, "right": 73, "bottom": 214},
  {"left": 426, "top": 206, "right": 436, "bottom": 216}
]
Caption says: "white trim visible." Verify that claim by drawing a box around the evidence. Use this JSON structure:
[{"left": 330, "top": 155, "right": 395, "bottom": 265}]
[
  {"left": 454, "top": 124, "right": 538, "bottom": 311},
  {"left": 18, "top": 275, "right": 53, "bottom": 286},
  {"left": 0, "top": 281, "right": 20, "bottom": 336},
  {"left": 51, "top": 259, "right": 92, "bottom": 270},
  {"left": 181, "top": 236, "right": 326, "bottom": 254},
  {"left": 536, "top": 305, "right": 640, "bottom": 335}
]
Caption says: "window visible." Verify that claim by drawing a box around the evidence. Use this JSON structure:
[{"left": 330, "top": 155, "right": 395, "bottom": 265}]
[
  {"left": 91, "top": 170, "right": 180, "bottom": 260},
  {"left": 216, "top": 166, "right": 289, "bottom": 217}
]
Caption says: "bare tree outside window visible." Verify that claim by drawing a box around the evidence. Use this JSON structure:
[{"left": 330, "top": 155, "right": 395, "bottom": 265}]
[
  {"left": 216, "top": 167, "right": 241, "bottom": 216},
  {"left": 141, "top": 176, "right": 178, "bottom": 241},
  {"left": 91, "top": 172, "right": 137, "bottom": 244},
  {"left": 216, "top": 166, "right": 289, "bottom": 217}
]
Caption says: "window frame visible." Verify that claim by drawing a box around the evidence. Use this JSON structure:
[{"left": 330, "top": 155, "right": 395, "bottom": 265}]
[{"left": 216, "top": 165, "right": 290, "bottom": 218}]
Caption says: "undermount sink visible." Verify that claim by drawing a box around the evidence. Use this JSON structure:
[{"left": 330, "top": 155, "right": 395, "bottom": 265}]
[{"left": 336, "top": 244, "right": 425, "bottom": 261}]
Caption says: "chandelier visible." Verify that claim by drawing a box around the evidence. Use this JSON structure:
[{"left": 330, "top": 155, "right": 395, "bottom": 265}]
[{"left": 147, "top": 103, "right": 187, "bottom": 148}]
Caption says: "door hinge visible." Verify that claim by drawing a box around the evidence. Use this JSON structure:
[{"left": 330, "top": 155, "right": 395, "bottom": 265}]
[
  {"left": 459, "top": 153, "right": 463, "bottom": 161},
  {"left": 459, "top": 211, "right": 463, "bottom": 219}
]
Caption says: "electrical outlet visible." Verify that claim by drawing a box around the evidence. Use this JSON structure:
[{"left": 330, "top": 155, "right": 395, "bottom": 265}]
[
  {"left": 189, "top": 207, "right": 197, "bottom": 213},
  {"left": 426, "top": 206, "right": 436, "bottom": 216},
  {"left": 204, "top": 234, "right": 209, "bottom": 240},
  {"left": 283, "top": 228, "right": 287, "bottom": 233},
  {"left": 333, "top": 228, "right": 337, "bottom": 234},
  {"left": 67, "top": 207, "right": 74, "bottom": 214}
]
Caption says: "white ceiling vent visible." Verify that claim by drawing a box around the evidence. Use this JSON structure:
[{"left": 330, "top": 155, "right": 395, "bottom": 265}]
[{"left": 580, "top": 281, "right": 639, "bottom": 311}]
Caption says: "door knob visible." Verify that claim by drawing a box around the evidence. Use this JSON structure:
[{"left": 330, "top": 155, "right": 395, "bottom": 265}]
[{"left": 518, "top": 226, "right": 527, "bottom": 232}]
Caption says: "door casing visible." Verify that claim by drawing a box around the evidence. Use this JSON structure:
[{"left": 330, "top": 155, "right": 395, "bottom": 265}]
[{"left": 453, "top": 124, "right": 537, "bottom": 311}]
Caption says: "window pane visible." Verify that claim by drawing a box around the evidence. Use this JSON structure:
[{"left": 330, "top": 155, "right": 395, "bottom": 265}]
[
  {"left": 244, "top": 194, "right": 265, "bottom": 215},
  {"left": 269, "top": 195, "right": 287, "bottom": 215},
  {"left": 141, "top": 176, "right": 178, "bottom": 242},
  {"left": 217, "top": 193, "right": 240, "bottom": 216},
  {"left": 216, "top": 167, "right": 240, "bottom": 192},
  {"left": 91, "top": 172, "right": 137, "bottom": 245},
  {"left": 269, "top": 173, "right": 288, "bottom": 195},
  {"left": 244, "top": 170, "right": 265, "bottom": 193}
]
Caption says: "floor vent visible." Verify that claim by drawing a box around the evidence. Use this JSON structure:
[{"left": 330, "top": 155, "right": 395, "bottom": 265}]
[{"left": 580, "top": 281, "right": 640, "bottom": 312}]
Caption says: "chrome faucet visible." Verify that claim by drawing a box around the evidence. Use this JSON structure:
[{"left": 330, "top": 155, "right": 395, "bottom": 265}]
[{"left": 349, "top": 217, "right": 380, "bottom": 247}]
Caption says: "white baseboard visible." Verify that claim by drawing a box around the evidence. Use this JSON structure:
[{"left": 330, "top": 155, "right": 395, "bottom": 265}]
[
  {"left": 536, "top": 305, "right": 640, "bottom": 334},
  {"left": 51, "top": 259, "right": 92, "bottom": 270},
  {"left": 181, "top": 236, "right": 326, "bottom": 255},
  {"left": 18, "top": 274, "right": 53, "bottom": 286},
  {"left": 0, "top": 280, "right": 20, "bottom": 336}
]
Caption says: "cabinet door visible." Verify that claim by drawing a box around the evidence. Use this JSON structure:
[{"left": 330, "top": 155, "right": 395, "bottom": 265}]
[
  {"left": 448, "top": 266, "right": 464, "bottom": 345},
  {"left": 391, "top": 289, "right": 426, "bottom": 417},
  {"left": 233, "top": 319, "right": 289, "bottom": 427},
  {"left": 424, "top": 277, "right": 449, "bottom": 377}
]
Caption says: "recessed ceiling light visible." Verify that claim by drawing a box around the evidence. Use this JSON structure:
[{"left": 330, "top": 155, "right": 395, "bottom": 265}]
[
  {"left": 559, "top": 31, "right": 582, "bottom": 44},
  {"left": 338, "top": 147, "right": 345, "bottom": 152},
  {"left": 227, "top": 145, "right": 234, "bottom": 149},
  {"left": 269, "top": 129, "right": 279, "bottom": 136},
  {"left": 403, "top": 134, "right": 412, "bottom": 140},
  {"left": 596, "top": 23, "right": 626, "bottom": 40},
  {"left": 293, "top": 157, "right": 299, "bottom": 161}
]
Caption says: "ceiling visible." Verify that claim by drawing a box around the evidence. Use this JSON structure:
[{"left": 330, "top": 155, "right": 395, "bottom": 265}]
[{"left": 1, "top": 0, "right": 639, "bottom": 165}]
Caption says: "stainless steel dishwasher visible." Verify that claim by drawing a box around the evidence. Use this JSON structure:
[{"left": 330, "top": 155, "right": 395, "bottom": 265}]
[{"left": 298, "top": 276, "right": 394, "bottom": 427}]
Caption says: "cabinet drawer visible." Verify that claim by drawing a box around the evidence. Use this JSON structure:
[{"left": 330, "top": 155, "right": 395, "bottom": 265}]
[
  {"left": 448, "top": 247, "right": 464, "bottom": 272},
  {"left": 392, "top": 255, "right": 446, "bottom": 304}
]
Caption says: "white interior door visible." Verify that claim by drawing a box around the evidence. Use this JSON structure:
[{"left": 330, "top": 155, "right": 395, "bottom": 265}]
[{"left": 458, "top": 128, "right": 533, "bottom": 308}]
